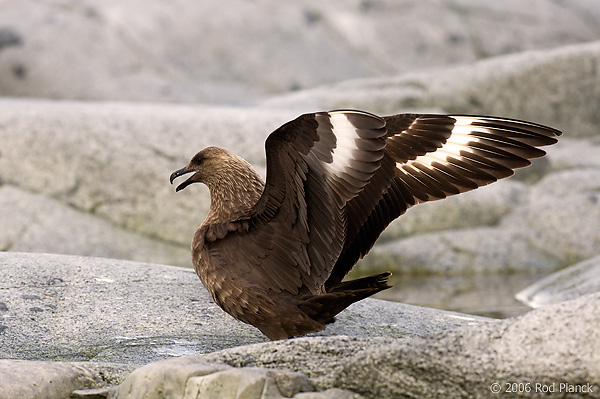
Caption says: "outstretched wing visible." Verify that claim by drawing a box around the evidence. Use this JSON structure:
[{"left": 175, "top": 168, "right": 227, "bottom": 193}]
[
  {"left": 326, "top": 114, "right": 562, "bottom": 288},
  {"left": 202, "top": 110, "right": 388, "bottom": 295}
]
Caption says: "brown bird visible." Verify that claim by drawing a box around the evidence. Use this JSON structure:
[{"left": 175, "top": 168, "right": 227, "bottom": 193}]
[{"left": 170, "top": 110, "right": 561, "bottom": 340}]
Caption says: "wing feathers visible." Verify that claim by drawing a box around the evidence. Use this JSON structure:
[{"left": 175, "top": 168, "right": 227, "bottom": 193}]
[
  {"left": 391, "top": 115, "right": 559, "bottom": 202},
  {"left": 325, "top": 113, "right": 561, "bottom": 287},
  {"left": 201, "top": 111, "right": 561, "bottom": 296}
]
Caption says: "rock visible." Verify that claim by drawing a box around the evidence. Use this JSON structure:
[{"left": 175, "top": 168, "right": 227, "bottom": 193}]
[
  {"left": 516, "top": 255, "right": 600, "bottom": 308},
  {"left": 525, "top": 167, "right": 600, "bottom": 200},
  {"left": 2, "top": 254, "right": 598, "bottom": 398},
  {"left": 0, "top": 252, "right": 489, "bottom": 365},
  {"left": 0, "top": 360, "right": 136, "bottom": 399},
  {"left": 109, "top": 359, "right": 316, "bottom": 399},
  {"left": 545, "top": 138, "right": 600, "bottom": 170},
  {"left": 108, "top": 359, "right": 368, "bottom": 398},
  {"left": 1, "top": 0, "right": 599, "bottom": 103},
  {"left": 193, "top": 293, "right": 600, "bottom": 398},
  {"left": 1, "top": 95, "right": 596, "bottom": 275},
  {"left": 357, "top": 163, "right": 600, "bottom": 275},
  {"left": 0, "top": 99, "right": 296, "bottom": 250},
  {"left": 0, "top": 185, "right": 190, "bottom": 266},
  {"left": 0, "top": 360, "right": 101, "bottom": 399},
  {"left": 359, "top": 225, "right": 562, "bottom": 275},
  {"left": 266, "top": 40, "right": 600, "bottom": 139},
  {"left": 378, "top": 179, "right": 527, "bottom": 241},
  {"left": 0, "top": 252, "right": 266, "bottom": 363},
  {"left": 294, "top": 389, "right": 367, "bottom": 399},
  {"left": 500, "top": 169, "right": 600, "bottom": 267}
]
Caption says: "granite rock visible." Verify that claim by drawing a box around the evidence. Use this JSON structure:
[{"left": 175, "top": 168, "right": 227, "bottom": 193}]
[
  {"left": 1, "top": 95, "right": 593, "bottom": 275},
  {"left": 0, "top": 99, "right": 295, "bottom": 252},
  {"left": 0, "top": 252, "right": 488, "bottom": 365},
  {"left": 94, "top": 293, "right": 600, "bottom": 398},
  {"left": 360, "top": 225, "right": 564, "bottom": 274},
  {"left": 0, "top": 360, "right": 100, "bottom": 399},
  {"left": 2, "top": 0, "right": 600, "bottom": 103},
  {"left": 0, "top": 185, "right": 189, "bottom": 266},
  {"left": 516, "top": 254, "right": 600, "bottom": 308},
  {"left": 266, "top": 40, "right": 600, "bottom": 139},
  {"left": 194, "top": 293, "right": 600, "bottom": 398},
  {"left": 1, "top": 253, "right": 598, "bottom": 398},
  {"left": 109, "top": 360, "right": 315, "bottom": 399}
]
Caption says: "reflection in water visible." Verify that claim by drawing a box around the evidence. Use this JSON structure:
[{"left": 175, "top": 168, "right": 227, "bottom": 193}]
[{"left": 373, "top": 273, "right": 548, "bottom": 319}]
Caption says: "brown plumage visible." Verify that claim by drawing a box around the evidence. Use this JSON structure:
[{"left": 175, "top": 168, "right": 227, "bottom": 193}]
[{"left": 170, "top": 110, "right": 561, "bottom": 340}]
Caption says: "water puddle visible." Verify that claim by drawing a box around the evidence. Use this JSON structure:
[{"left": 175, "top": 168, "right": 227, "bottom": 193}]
[{"left": 374, "top": 273, "right": 548, "bottom": 319}]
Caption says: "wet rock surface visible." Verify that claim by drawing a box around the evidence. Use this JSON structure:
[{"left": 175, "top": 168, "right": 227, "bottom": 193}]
[{"left": 517, "top": 254, "right": 600, "bottom": 308}]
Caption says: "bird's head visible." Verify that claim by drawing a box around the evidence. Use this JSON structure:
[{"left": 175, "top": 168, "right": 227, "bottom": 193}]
[{"left": 170, "top": 146, "right": 257, "bottom": 192}]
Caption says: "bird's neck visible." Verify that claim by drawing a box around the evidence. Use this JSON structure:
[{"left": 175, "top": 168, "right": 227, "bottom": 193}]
[{"left": 203, "top": 164, "right": 265, "bottom": 225}]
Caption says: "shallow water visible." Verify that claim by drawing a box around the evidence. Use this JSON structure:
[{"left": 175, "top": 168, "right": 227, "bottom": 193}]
[{"left": 373, "top": 273, "right": 547, "bottom": 319}]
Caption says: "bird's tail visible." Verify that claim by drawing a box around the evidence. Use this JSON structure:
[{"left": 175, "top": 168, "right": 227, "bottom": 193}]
[{"left": 299, "top": 272, "right": 392, "bottom": 325}]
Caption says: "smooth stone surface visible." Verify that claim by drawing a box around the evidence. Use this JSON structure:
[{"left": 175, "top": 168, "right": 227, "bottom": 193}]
[
  {"left": 192, "top": 293, "right": 600, "bottom": 398},
  {"left": 0, "top": 360, "right": 101, "bottom": 399},
  {"left": 0, "top": 99, "right": 294, "bottom": 255},
  {"left": 0, "top": 252, "right": 488, "bottom": 365},
  {"left": 0, "top": 185, "right": 190, "bottom": 266},
  {"left": 3, "top": 294, "right": 599, "bottom": 398},
  {"left": 109, "top": 360, "right": 317, "bottom": 399},
  {"left": 356, "top": 157, "right": 600, "bottom": 275},
  {"left": 0, "top": 361, "right": 147, "bottom": 399},
  {"left": 378, "top": 179, "right": 528, "bottom": 241},
  {"left": 361, "top": 225, "right": 563, "bottom": 274},
  {"left": 1, "top": 96, "right": 593, "bottom": 276},
  {"left": 516, "top": 255, "right": 600, "bottom": 308},
  {"left": 2, "top": 0, "right": 599, "bottom": 104},
  {"left": 266, "top": 40, "right": 600, "bottom": 139}
]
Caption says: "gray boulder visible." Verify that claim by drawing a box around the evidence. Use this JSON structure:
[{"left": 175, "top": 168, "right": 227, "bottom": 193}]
[
  {"left": 106, "top": 293, "right": 600, "bottom": 399},
  {"left": 546, "top": 137, "right": 600, "bottom": 170},
  {"left": 0, "top": 185, "right": 189, "bottom": 266},
  {"left": 266, "top": 40, "right": 600, "bottom": 139},
  {"left": 0, "top": 252, "right": 488, "bottom": 365},
  {"left": 517, "top": 254, "right": 600, "bottom": 308},
  {"left": 0, "top": 360, "right": 101, "bottom": 399},
  {"left": 1, "top": 95, "right": 593, "bottom": 275},
  {"left": 357, "top": 163, "right": 600, "bottom": 275},
  {"left": 198, "top": 293, "right": 600, "bottom": 398},
  {"left": 0, "top": 99, "right": 294, "bottom": 251},
  {"left": 500, "top": 168, "right": 600, "bottom": 266},
  {"left": 0, "top": 359, "right": 365, "bottom": 399},
  {"left": 1, "top": 252, "right": 598, "bottom": 398},
  {"left": 108, "top": 360, "right": 345, "bottom": 399},
  {"left": 378, "top": 179, "right": 528, "bottom": 241},
  {"left": 2, "top": 0, "right": 600, "bottom": 103},
  {"left": 361, "top": 225, "right": 564, "bottom": 274}
]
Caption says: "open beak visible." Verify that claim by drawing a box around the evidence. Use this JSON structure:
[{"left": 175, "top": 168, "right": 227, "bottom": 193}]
[{"left": 170, "top": 167, "right": 198, "bottom": 192}]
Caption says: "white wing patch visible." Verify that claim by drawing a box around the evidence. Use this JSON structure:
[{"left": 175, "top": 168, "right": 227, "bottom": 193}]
[
  {"left": 314, "top": 110, "right": 387, "bottom": 205},
  {"left": 325, "top": 112, "right": 362, "bottom": 177},
  {"left": 399, "top": 117, "right": 489, "bottom": 169}
]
